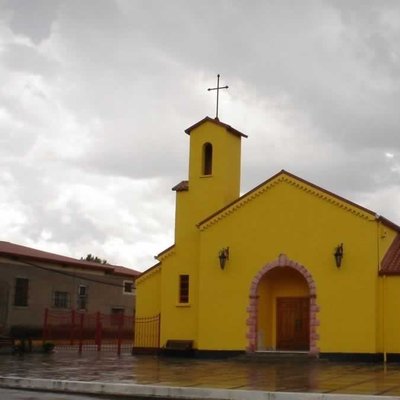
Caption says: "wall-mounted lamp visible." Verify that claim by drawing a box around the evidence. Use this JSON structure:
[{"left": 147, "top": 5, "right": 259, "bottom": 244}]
[
  {"left": 218, "top": 247, "right": 229, "bottom": 270},
  {"left": 334, "top": 243, "right": 344, "bottom": 268}
]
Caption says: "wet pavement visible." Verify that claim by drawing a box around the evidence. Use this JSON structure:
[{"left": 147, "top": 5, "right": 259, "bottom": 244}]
[{"left": 1, "top": 350, "right": 400, "bottom": 397}]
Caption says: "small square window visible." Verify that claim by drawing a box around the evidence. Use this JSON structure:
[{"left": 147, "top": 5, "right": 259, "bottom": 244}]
[
  {"left": 123, "top": 280, "right": 134, "bottom": 295},
  {"left": 78, "top": 285, "right": 87, "bottom": 296},
  {"left": 53, "top": 291, "right": 70, "bottom": 309}
]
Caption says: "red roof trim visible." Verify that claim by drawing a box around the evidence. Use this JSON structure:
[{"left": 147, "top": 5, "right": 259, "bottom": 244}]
[
  {"left": 378, "top": 216, "right": 400, "bottom": 233},
  {"left": 110, "top": 265, "right": 140, "bottom": 277},
  {"left": 282, "top": 171, "right": 378, "bottom": 217},
  {"left": 185, "top": 116, "right": 248, "bottom": 138},
  {"left": 172, "top": 181, "right": 189, "bottom": 192}
]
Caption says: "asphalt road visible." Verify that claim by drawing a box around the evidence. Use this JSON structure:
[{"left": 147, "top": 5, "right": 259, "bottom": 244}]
[{"left": 0, "top": 388, "right": 125, "bottom": 400}]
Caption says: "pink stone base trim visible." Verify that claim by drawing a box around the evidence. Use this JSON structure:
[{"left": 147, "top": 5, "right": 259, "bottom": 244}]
[{"left": 246, "top": 253, "right": 319, "bottom": 356}]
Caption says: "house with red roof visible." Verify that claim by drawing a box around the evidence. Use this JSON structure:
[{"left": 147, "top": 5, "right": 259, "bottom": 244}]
[{"left": 0, "top": 241, "right": 139, "bottom": 338}]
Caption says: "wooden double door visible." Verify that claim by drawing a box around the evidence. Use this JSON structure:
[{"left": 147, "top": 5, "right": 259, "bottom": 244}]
[{"left": 276, "top": 297, "right": 309, "bottom": 351}]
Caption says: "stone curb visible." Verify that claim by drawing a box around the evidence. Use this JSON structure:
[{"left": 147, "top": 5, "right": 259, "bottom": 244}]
[{"left": 1, "top": 376, "right": 400, "bottom": 400}]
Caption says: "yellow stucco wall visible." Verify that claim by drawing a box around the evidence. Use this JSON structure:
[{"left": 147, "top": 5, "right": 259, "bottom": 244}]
[
  {"left": 195, "top": 176, "right": 396, "bottom": 353},
  {"left": 134, "top": 265, "right": 161, "bottom": 347},
  {"left": 135, "top": 266, "right": 161, "bottom": 317},
  {"left": 158, "top": 246, "right": 199, "bottom": 346},
  {"left": 135, "top": 117, "right": 400, "bottom": 355},
  {"left": 136, "top": 119, "right": 244, "bottom": 349}
]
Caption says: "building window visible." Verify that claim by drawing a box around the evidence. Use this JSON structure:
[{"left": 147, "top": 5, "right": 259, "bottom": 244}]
[
  {"left": 14, "top": 278, "right": 29, "bottom": 306},
  {"left": 123, "top": 280, "right": 134, "bottom": 295},
  {"left": 77, "top": 285, "right": 88, "bottom": 310},
  {"left": 202, "top": 143, "right": 213, "bottom": 175},
  {"left": 53, "top": 291, "right": 70, "bottom": 309},
  {"left": 110, "top": 307, "right": 125, "bottom": 326},
  {"left": 179, "top": 275, "right": 189, "bottom": 304}
]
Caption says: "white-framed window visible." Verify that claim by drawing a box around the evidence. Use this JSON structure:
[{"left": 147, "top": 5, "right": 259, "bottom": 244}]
[
  {"left": 53, "top": 291, "right": 70, "bottom": 309},
  {"left": 123, "top": 280, "right": 135, "bottom": 295},
  {"left": 77, "top": 285, "right": 88, "bottom": 310}
]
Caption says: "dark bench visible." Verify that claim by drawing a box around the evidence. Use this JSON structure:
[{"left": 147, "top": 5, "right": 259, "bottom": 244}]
[
  {"left": 165, "top": 340, "right": 193, "bottom": 351},
  {"left": 0, "top": 336, "right": 15, "bottom": 349},
  {"left": 1, "top": 334, "right": 33, "bottom": 353},
  {"left": 163, "top": 340, "right": 194, "bottom": 356}
]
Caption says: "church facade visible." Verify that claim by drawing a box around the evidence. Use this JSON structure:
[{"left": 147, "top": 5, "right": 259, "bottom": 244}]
[{"left": 135, "top": 117, "right": 400, "bottom": 360}]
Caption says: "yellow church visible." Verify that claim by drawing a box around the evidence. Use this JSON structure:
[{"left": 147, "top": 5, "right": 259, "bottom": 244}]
[{"left": 135, "top": 116, "right": 400, "bottom": 361}]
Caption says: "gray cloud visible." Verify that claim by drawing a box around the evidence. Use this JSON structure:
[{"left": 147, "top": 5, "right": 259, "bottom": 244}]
[
  {"left": 2, "top": 42, "right": 58, "bottom": 76},
  {"left": 5, "top": 0, "right": 61, "bottom": 44},
  {"left": 0, "top": 0, "right": 399, "bottom": 269}
]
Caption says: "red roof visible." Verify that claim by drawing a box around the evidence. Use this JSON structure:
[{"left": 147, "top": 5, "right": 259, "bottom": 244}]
[
  {"left": 110, "top": 264, "right": 140, "bottom": 277},
  {"left": 380, "top": 234, "right": 400, "bottom": 275},
  {"left": 172, "top": 180, "right": 189, "bottom": 192},
  {"left": 0, "top": 241, "right": 139, "bottom": 277},
  {"left": 185, "top": 116, "right": 248, "bottom": 138}
]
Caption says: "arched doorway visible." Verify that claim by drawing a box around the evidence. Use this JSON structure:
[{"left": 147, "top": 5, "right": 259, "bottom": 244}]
[{"left": 246, "top": 254, "right": 319, "bottom": 355}]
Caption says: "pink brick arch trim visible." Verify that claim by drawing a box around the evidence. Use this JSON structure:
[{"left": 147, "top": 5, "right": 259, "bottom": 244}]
[{"left": 246, "top": 253, "right": 320, "bottom": 355}]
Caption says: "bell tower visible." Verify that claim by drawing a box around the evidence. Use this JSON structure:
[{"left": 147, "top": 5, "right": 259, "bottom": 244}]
[{"left": 173, "top": 117, "right": 247, "bottom": 243}]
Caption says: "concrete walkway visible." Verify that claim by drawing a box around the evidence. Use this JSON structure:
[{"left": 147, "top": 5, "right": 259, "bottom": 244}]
[{"left": 1, "top": 351, "right": 400, "bottom": 399}]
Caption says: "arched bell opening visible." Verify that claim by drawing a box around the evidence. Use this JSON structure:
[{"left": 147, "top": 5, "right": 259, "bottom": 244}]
[{"left": 202, "top": 142, "right": 213, "bottom": 175}]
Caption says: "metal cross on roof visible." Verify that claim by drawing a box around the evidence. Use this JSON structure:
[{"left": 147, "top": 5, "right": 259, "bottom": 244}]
[{"left": 207, "top": 74, "right": 228, "bottom": 120}]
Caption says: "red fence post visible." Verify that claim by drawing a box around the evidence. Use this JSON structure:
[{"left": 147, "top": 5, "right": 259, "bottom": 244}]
[
  {"left": 96, "top": 312, "right": 102, "bottom": 352},
  {"left": 42, "top": 308, "right": 49, "bottom": 345},
  {"left": 117, "top": 312, "right": 123, "bottom": 355},
  {"left": 43, "top": 310, "right": 137, "bottom": 352},
  {"left": 78, "top": 312, "right": 84, "bottom": 353},
  {"left": 70, "top": 309, "right": 76, "bottom": 345}
]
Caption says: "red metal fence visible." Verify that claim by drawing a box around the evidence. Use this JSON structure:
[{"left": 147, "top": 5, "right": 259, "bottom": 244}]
[{"left": 43, "top": 309, "right": 134, "bottom": 354}]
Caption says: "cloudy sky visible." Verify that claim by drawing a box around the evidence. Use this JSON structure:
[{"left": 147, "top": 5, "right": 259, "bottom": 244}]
[{"left": 0, "top": 0, "right": 399, "bottom": 271}]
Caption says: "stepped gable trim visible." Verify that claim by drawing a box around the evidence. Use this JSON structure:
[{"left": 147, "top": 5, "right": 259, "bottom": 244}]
[
  {"left": 172, "top": 181, "right": 189, "bottom": 192},
  {"left": 380, "top": 234, "right": 400, "bottom": 275},
  {"left": 185, "top": 116, "right": 248, "bottom": 138},
  {"left": 138, "top": 244, "right": 176, "bottom": 283},
  {"left": 0, "top": 241, "right": 139, "bottom": 277},
  {"left": 156, "top": 244, "right": 175, "bottom": 260},
  {"left": 136, "top": 262, "right": 161, "bottom": 284},
  {"left": 197, "top": 170, "right": 390, "bottom": 231}
]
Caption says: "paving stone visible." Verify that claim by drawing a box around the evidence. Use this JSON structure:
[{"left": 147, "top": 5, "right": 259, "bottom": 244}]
[{"left": 1, "top": 351, "right": 400, "bottom": 398}]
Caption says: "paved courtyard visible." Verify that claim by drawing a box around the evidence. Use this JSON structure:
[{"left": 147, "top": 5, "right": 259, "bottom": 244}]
[{"left": 1, "top": 350, "right": 400, "bottom": 397}]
